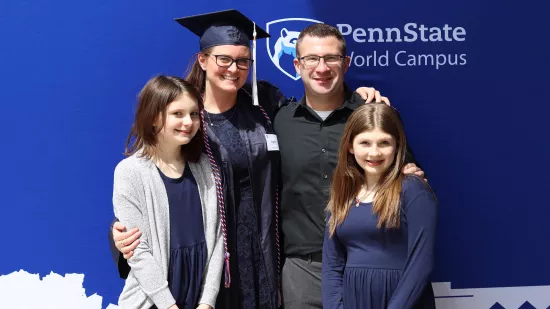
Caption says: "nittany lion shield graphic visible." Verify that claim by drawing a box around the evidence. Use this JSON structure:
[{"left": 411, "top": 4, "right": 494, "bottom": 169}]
[{"left": 266, "top": 18, "right": 323, "bottom": 80}]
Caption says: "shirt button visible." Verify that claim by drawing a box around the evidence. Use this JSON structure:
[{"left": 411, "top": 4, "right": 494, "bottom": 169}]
[
  {"left": 324, "top": 175, "right": 328, "bottom": 179},
  {"left": 322, "top": 148, "right": 326, "bottom": 153}
]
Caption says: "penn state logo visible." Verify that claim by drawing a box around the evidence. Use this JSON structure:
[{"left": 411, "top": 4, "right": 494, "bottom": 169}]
[
  {"left": 266, "top": 18, "right": 323, "bottom": 80},
  {"left": 227, "top": 27, "right": 241, "bottom": 41}
]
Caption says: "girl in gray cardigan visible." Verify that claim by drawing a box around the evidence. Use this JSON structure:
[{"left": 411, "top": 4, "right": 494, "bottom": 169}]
[{"left": 112, "top": 76, "right": 223, "bottom": 309}]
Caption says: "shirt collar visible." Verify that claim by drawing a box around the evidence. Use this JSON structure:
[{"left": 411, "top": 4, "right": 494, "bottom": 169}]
[{"left": 294, "top": 83, "right": 362, "bottom": 116}]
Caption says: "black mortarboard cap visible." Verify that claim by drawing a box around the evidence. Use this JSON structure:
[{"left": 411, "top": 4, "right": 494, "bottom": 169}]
[
  {"left": 175, "top": 9, "right": 269, "bottom": 106},
  {"left": 175, "top": 9, "right": 270, "bottom": 51}
]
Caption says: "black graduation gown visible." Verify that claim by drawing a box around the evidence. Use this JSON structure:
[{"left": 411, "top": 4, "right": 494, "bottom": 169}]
[{"left": 207, "top": 83, "right": 281, "bottom": 309}]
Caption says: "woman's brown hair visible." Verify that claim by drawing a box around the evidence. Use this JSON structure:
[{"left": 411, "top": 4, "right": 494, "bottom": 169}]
[
  {"left": 185, "top": 48, "right": 213, "bottom": 94},
  {"left": 327, "top": 103, "right": 415, "bottom": 236},
  {"left": 124, "top": 75, "right": 204, "bottom": 162}
]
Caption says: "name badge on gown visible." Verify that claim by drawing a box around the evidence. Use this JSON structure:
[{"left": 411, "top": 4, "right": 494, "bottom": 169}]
[{"left": 265, "top": 134, "right": 279, "bottom": 151}]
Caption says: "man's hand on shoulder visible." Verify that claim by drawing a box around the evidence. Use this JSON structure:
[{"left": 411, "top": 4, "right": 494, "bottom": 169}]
[{"left": 402, "top": 163, "right": 427, "bottom": 182}]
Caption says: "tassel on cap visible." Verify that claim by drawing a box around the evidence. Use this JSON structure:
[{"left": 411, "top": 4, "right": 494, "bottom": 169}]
[{"left": 252, "top": 22, "right": 259, "bottom": 106}]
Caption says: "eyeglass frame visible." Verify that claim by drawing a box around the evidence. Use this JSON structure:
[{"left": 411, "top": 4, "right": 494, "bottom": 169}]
[
  {"left": 297, "top": 54, "right": 348, "bottom": 68},
  {"left": 204, "top": 53, "right": 254, "bottom": 70}
]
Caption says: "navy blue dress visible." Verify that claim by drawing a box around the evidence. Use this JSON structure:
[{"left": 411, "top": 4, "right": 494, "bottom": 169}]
[
  {"left": 322, "top": 176, "right": 438, "bottom": 309},
  {"left": 207, "top": 105, "right": 272, "bottom": 309},
  {"left": 152, "top": 164, "right": 207, "bottom": 309}
]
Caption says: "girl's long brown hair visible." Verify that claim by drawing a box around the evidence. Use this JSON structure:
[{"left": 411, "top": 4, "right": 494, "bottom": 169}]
[
  {"left": 327, "top": 103, "right": 409, "bottom": 236},
  {"left": 124, "top": 75, "right": 204, "bottom": 162}
]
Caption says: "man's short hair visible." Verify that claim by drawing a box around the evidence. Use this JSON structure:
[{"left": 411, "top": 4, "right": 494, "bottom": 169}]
[{"left": 296, "top": 23, "right": 347, "bottom": 57}]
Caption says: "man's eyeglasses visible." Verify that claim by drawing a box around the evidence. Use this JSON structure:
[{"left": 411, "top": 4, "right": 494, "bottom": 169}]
[
  {"left": 298, "top": 55, "right": 346, "bottom": 68},
  {"left": 206, "top": 54, "right": 253, "bottom": 70}
]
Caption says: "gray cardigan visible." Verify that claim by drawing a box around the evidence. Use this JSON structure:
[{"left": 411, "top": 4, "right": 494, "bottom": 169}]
[{"left": 112, "top": 151, "right": 223, "bottom": 309}]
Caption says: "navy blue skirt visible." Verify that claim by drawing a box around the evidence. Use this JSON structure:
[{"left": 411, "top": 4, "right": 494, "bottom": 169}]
[{"left": 151, "top": 164, "right": 207, "bottom": 309}]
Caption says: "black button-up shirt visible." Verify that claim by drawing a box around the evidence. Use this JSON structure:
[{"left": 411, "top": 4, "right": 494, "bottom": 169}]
[{"left": 274, "top": 86, "right": 365, "bottom": 256}]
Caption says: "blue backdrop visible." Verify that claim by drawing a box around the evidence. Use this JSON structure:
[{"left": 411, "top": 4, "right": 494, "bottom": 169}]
[{"left": 1, "top": 0, "right": 549, "bottom": 308}]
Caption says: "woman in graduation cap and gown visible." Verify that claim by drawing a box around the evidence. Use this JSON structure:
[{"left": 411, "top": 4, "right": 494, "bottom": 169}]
[
  {"left": 175, "top": 9, "right": 283, "bottom": 309},
  {"left": 108, "top": 9, "right": 378, "bottom": 309}
]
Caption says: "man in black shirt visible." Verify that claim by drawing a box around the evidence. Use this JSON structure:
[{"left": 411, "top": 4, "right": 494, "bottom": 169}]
[{"left": 275, "top": 23, "right": 423, "bottom": 309}]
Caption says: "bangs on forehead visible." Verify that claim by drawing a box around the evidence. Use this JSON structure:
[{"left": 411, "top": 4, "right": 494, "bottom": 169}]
[{"left": 167, "top": 93, "right": 198, "bottom": 108}]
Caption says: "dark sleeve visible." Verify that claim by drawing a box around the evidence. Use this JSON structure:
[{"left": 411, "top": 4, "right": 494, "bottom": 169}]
[
  {"left": 388, "top": 106, "right": 427, "bottom": 178},
  {"left": 277, "top": 176, "right": 286, "bottom": 264},
  {"left": 402, "top": 130, "right": 428, "bottom": 180},
  {"left": 391, "top": 105, "right": 419, "bottom": 167},
  {"left": 404, "top": 143, "right": 419, "bottom": 166},
  {"left": 256, "top": 80, "right": 293, "bottom": 265},
  {"left": 387, "top": 178, "right": 438, "bottom": 309},
  {"left": 108, "top": 217, "right": 131, "bottom": 279},
  {"left": 321, "top": 214, "right": 346, "bottom": 309},
  {"left": 257, "top": 80, "right": 295, "bottom": 119}
]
